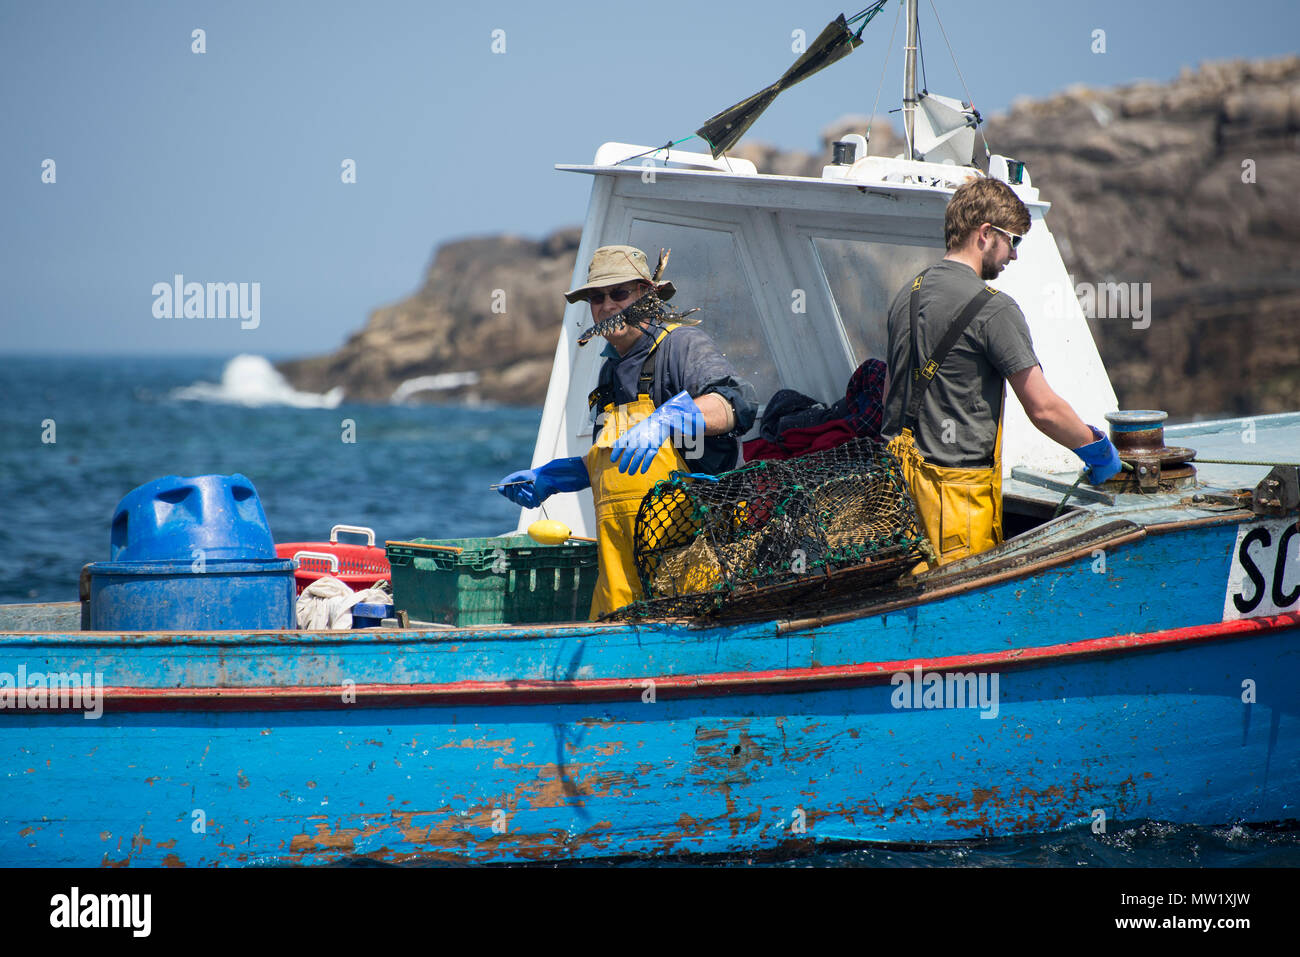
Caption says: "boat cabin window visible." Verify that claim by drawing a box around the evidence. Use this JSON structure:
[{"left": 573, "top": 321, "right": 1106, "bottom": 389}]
[
  {"left": 627, "top": 219, "right": 782, "bottom": 406},
  {"left": 812, "top": 237, "right": 944, "bottom": 366},
  {"left": 618, "top": 216, "right": 951, "bottom": 426}
]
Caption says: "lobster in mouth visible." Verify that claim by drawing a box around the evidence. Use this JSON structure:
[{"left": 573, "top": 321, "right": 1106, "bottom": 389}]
[
  {"left": 576, "top": 248, "right": 699, "bottom": 346},
  {"left": 577, "top": 294, "right": 699, "bottom": 346}
]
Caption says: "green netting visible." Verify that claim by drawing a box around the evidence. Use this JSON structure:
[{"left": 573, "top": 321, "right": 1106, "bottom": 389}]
[{"left": 612, "top": 437, "right": 930, "bottom": 620}]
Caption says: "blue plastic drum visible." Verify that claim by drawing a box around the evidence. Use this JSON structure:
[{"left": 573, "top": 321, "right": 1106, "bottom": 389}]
[
  {"left": 110, "top": 473, "right": 275, "bottom": 562},
  {"left": 87, "top": 558, "right": 297, "bottom": 631}
]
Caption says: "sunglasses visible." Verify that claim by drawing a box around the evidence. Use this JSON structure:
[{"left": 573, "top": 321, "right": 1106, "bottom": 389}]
[
  {"left": 989, "top": 224, "right": 1023, "bottom": 250},
  {"left": 587, "top": 283, "right": 644, "bottom": 306}
]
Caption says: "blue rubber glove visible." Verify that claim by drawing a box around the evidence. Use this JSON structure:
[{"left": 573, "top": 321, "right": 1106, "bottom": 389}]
[
  {"left": 610, "top": 391, "right": 707, "bottom": 475},
  {"left": 496, "top": 457, "right": 590, "bottom": 508},
  {"left": 1073, "top": 426, "right": 1123, "bottom": 484}
]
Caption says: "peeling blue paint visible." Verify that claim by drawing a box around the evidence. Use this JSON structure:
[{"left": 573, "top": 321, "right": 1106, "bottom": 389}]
[{"left": 0, "top": 517, "right": 1296, "bottom": 865}]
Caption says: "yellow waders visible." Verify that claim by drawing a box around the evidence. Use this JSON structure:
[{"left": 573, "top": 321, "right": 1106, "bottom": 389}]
[
  {"left": 890, "top": 270, "right": 1005, "bottom": 570},
  {"left": 583, "top": 326, "right": 686, "bottom": 619},
  {"left": 887, "top": 410, "right": 1003, "bottom": 569}
]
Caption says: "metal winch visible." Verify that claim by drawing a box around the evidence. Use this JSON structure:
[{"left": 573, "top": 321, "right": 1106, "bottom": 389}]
[{"left": 1102, "top": 410, "right": 1198, "bottom": 491}]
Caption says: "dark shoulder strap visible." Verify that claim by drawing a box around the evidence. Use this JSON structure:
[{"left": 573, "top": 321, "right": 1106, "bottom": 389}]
[
  {"left": 907, "top": 270, "right": 928, "bottom": 378},
  {"left": 904, "top": 275, "right": 998, "bottom": 431},
  {"left": 587, "top": 359, "right": 616, "bottom": 411},
  {"left": 636, "top": 322, "right": 682, "bottom": 399},
  {"left": 586, "top": 322, "right": 682, "bottom": 411},
  {"left": 636, "top": 344, "right": 660, "bottom": 398}
]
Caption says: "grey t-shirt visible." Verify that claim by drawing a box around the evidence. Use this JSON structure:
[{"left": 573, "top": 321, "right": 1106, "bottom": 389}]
[{"left": 882, "top": 260, "right": 1039, "bottom": 467}]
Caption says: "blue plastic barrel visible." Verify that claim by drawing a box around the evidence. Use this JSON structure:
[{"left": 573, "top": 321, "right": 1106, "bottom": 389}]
[
  {"left": 110, "top": 473, "right": 275, "bottom": 562},
  {"left": 87, "top": 558, "right": 296, "bottom": 631}
]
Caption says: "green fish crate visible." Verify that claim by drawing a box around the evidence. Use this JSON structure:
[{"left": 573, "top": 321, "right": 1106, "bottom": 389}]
[{"left": 385, "top": 536, "right": 599, "bottom": 626}]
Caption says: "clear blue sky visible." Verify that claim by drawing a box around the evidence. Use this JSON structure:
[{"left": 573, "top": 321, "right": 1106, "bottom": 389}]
[{"left": 3, "top": 0, "right": 1296, "bottom": 357}]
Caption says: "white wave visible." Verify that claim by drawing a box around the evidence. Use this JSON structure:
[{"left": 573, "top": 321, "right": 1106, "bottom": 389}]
[
  {"left": 171, "top": 354, "right": 344, "bottom": 408},
  {"left": 390, "top": 371, "right": 480, "bottom": 404}
]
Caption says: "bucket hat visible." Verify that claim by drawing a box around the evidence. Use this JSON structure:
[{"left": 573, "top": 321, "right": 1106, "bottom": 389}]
[{"left": 564, "top": 245, "right": 676, "bottom": 303}]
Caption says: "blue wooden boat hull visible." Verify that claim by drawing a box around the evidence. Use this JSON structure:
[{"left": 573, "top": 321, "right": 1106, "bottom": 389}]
[{"left": 2, "top": 513, "right": 1298, "bottom": 865}]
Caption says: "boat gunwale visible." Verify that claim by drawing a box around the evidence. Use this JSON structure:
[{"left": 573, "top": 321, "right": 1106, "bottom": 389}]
[
  {"left": 775, "top": 508, "right": 1262, "bottom": 633},
  {"left": 4, "top": 611, "right": 1296, "bottom": 713},
  {"left": 0, "top": 507, "right": 1272, "bottom": 643}
]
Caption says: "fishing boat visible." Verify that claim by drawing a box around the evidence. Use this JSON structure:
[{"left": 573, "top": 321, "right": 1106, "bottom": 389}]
[{"left": 2, "top": 2, "right": 1297, "bottom": 866}]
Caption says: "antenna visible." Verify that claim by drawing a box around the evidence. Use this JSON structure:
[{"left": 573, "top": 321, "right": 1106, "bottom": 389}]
[{"left": 903, "top": 0, "right": 919, "bottom": 161}]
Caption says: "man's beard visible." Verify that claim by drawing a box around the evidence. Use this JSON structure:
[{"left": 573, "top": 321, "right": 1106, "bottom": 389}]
[{"left": 980, "top": 248, "right": 1000, "bottom": 281}]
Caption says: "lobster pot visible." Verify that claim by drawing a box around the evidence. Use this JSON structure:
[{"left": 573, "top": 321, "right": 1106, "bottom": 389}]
[{"left": 625, "top": 438, "right": 928, "bottom": 619}]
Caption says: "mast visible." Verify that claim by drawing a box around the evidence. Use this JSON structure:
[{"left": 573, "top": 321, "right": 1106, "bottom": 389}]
[{"left": 902, "top": 0, "right": 918, "bottom": 161}]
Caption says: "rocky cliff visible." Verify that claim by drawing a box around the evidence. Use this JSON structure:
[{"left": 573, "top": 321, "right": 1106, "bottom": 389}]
[
  {"left": 278, "top": 57, "right": 1299, "bottom": 417},
  {"left": 274, "top": 118, "right": 904, "bottom": 407},
  {"left": 277, "top": 230, "right": 583, "bottom": 404},
  {"left": 982, "top": 56, "right": 1300, "bottom": 416}
]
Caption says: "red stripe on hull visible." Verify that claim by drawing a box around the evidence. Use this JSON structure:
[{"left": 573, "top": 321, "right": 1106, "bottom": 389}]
[{"left": 5, "top": 611, "right": 1298, "bottom": 713}]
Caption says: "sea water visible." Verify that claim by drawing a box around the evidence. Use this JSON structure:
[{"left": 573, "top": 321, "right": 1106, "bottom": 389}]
[{"left": 0, "top": 354, "right": 536, "bottom": 602}]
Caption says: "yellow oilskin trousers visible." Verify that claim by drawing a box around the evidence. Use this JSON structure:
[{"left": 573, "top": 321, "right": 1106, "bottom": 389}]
[
  {"left": 887, "top": 412, "right": 1004, "bottom": 570},
  {"left": 584, "top": 393, "right": 688, "bottom": 619}
]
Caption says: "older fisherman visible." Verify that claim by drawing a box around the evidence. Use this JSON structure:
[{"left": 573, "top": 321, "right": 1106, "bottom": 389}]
[{"left": 496, "top": 245, "right": 757, "bottom": 618}]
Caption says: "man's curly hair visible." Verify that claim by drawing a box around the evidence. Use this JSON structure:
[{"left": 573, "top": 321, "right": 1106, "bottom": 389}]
[{"left": 945, "top": 178, "right": 1031, "bottom": 251}]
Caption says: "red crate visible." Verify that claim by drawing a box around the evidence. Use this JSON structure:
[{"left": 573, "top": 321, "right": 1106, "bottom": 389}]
[{"left": 276, "top": 525, "right": 390, "bottom": 595}]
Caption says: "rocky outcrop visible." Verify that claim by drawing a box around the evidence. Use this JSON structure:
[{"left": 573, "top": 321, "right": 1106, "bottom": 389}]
[
  {"left": 279, "top": 57, "right": 1299, "bottom": 416},
  {"left": 277, "top": 229, "right": 583, "bottom": 404},
  {"left": 982, "top": 56, "right": 1300, "bottom": 415},
  {"left": 275, "top": 119, "right": 905, "bottom": 407}
]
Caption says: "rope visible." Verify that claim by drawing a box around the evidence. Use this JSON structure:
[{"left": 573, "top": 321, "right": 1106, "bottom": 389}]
[
  {"left": 1051, "top": 473, "right": 1087, "bottom": 519},
  {"left": 917, "top": 11, "right": 929, "bottom": 93},
  {"left": 865, "top": 0, "right": 904, "bottom": 147},
  {"left": 847, "top": 1, "right": 891, "bottom": 27},
  {"left": 613, "top": 135, "right": 700, "bottom": 166},
  {"left": 926, "top": 0, "right": 992, "bottom": 161}
]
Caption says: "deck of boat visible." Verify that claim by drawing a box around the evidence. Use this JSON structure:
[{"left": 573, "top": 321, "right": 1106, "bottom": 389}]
[
  {"left": 1003, "top": 411, "right": 1297, "bottom": 521},
  {"left": 2, "top": 413, "right": 1294, "bottom": 637}
]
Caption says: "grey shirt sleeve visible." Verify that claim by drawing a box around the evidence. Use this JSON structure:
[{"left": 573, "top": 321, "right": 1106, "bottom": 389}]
[
  {"left": 660, "top": 327, "right": 759, "bottom": 435},
  {"left": 978, "top": 299, "right": 1039, "bottom": 379}
]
